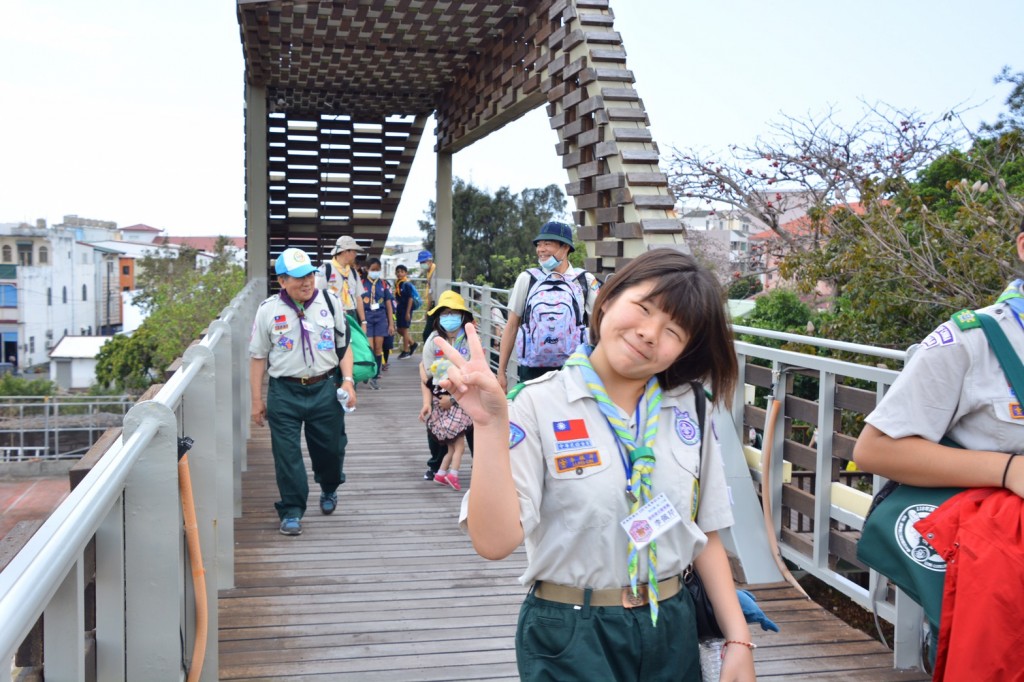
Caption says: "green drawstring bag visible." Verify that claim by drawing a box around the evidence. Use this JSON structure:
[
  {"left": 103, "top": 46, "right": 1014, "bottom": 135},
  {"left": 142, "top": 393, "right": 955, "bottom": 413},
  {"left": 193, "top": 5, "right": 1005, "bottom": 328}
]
[
  {"left": 344, "top": 313, "right": 377, "bottom": 384},
  {"left": 857, "top": 478, "right": 963, "bottom": 629}
]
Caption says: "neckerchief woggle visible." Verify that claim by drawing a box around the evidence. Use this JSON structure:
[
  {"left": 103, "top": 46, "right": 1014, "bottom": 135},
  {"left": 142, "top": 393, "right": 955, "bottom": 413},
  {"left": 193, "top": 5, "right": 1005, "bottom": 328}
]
[
  {"left": 564, "top": 344, "right": 664, "bottom": 625},
  {"left": 278, "top": 290, "right": 317, "bottom": 366},
  {"left": 996, "top": 279, "right": 1024, "bottom": 331}
]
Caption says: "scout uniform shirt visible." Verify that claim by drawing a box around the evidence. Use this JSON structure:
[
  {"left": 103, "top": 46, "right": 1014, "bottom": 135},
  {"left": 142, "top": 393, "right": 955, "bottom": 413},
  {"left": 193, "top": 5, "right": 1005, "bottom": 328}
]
[
  {"left": 317, "top": 260, "right": 364, "bottom": 313},
  {"left": 249, "top": 290, "right": 348, "bottom": 378},
  {"left": 867, "top": 300, "right": 1024, "bottom": 455},
  {"left": 460, "top": 367, "right": 734, "bottom": 589}
]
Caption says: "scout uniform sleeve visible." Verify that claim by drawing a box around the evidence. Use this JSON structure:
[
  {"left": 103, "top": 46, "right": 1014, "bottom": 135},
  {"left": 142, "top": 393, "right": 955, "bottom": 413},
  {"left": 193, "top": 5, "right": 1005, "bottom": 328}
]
[
  {"left": 505, "top": 388, "right": 548, "bottom": 536},
  {"left": 458, "top": 386, "right": 546, "bottom": 535},
  {"left": 695, "top": 409, "right": 734, "bottom": 533},
  {"left": 866, "top": 320, "right": 972, "bottom": 443},
  {"left": 248, "top": 299, "right": 273, "bottom": 358}
]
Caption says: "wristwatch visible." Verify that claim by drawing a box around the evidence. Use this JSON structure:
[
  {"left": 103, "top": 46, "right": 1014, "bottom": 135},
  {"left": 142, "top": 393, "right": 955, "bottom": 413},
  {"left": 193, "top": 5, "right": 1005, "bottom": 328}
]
[{"left": 342, "top": 376, "right": 355, "bottom": 385}]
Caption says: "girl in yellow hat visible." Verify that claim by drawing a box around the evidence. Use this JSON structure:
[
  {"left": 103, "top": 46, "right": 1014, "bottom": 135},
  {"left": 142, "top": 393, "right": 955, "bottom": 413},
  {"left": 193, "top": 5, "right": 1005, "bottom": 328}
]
[{"left": 419, "top": 291, "right": 475, "bottom": 490}]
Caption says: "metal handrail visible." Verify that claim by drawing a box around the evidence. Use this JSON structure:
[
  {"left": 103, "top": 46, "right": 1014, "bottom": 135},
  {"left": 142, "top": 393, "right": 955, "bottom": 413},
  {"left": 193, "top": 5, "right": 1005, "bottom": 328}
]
[{"left": 0, "top": 276, "right": 264, "bottom": 682}]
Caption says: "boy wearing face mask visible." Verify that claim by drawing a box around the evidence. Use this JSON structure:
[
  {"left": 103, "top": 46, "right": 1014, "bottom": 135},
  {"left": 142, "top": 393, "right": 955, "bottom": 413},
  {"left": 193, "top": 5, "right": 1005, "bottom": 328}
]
[
  {"left": 360, "top": 258, "right": 395, "bottom": 389},
  {"left": 496, "top": 221, "right": 601, "bottom": 391},
  {"left": 419, "top": 291, "right": 475, "bottom": 491}
]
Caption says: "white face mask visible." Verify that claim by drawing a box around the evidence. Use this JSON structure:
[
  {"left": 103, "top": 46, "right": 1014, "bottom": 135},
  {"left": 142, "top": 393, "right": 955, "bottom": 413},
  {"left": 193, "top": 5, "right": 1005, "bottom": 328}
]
[
  {"left": 368, "top": 271, "right": 381, "bottom": 280},
  {"left": 539, "top": 255, "right": 560, "bottom": 272}
]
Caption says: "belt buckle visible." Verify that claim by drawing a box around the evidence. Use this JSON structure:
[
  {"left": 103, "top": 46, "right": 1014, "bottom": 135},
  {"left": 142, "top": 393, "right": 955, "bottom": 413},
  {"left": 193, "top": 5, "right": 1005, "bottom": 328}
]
[
  {"left": 299, "top": 376, "right": 312, "bottom": 385},
  {"left": 622, "top": 586, "right": 648, "bottom": 608}
]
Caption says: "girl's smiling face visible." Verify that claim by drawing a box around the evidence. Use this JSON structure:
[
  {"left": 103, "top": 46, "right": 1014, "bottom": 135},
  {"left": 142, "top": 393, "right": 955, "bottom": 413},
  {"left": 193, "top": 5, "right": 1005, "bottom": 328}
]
[{"left": 591, "top": 280, "right": 689, "bottom": 381}]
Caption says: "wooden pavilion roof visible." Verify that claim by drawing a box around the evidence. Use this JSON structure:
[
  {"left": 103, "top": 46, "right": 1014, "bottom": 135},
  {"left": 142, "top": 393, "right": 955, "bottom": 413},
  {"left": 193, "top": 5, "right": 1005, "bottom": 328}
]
[{"left": 237, "top": 1, "right": 535, "bottom": 119}]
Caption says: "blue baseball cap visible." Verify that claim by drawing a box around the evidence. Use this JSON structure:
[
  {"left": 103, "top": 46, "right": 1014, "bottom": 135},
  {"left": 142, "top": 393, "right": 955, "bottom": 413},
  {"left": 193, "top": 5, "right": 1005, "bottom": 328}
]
[
  {"left": 533, "top": 220, "right": 575, "bottom": 252},
  {"left": 275, "top": 248, "right": 317, "bottom": 277},
  {"left": 417, "top": 250, "right": 433, "bottom": 263}
]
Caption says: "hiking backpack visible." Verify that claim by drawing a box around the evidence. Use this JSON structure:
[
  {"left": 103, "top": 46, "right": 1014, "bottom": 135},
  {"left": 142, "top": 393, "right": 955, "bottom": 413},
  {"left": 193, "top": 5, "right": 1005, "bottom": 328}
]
[
  {"left": 407, "top": 281, "right": 423, "bottom": 311},
  {"left": 516, "top": 267, "right": 590, "bottom": 368}
]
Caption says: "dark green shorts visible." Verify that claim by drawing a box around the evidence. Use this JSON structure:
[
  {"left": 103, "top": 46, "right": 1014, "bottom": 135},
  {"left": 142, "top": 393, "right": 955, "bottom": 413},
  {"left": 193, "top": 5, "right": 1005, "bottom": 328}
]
[{"left": 515, "top": 588, "right": 701, "bottom": 681}]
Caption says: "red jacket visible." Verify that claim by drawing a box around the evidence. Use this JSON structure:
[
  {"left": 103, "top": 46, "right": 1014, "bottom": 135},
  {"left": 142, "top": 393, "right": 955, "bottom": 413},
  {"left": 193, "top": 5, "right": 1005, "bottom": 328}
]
[{"left": 916, "top": 488, "right": 1024, "bottom": 681}]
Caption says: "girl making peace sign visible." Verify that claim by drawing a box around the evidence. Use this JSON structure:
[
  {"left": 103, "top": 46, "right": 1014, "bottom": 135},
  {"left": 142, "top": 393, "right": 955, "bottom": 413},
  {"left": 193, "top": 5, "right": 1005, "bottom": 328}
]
[{"left": 435, "top": 249, "right": 756, "bottom": 681}]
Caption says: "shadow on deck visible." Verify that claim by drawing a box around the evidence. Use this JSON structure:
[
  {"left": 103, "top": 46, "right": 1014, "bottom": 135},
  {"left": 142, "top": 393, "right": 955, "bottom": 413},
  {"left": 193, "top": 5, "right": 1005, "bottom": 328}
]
[{"left": 219, "top": 356, "right": 928, "bottom": 681}]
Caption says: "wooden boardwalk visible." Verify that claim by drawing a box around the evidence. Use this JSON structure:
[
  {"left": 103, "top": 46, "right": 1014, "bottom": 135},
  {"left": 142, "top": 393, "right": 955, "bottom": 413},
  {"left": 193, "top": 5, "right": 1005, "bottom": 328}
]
[{"left": 219, "top": 355, "right": 928, "bottom": 681}]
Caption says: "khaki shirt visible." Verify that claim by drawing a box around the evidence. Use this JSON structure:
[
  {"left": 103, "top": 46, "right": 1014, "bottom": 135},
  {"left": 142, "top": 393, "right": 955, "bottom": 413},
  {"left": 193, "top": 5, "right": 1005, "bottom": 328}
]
[
  {"left": 248, "top": 291, "right": 348, "bottom": 379},
  {"left": 460, "top": 366, "right": 734, "bottom": 589},
  {"left": 867, "top": 300, "right": 1024, "bottom": 454},
  {"left": 316, "top": 259, "right": 364, "bottom": 313}
]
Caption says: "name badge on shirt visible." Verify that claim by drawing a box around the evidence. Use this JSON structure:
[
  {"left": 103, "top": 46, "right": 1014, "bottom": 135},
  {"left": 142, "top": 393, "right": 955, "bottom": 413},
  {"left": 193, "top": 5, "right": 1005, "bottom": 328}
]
[
  {"left": 620, "top": 493, "right": 682, "bottom": 548},
  {"left": 370, "top": 302, "right": 380, "bottom": 311}
]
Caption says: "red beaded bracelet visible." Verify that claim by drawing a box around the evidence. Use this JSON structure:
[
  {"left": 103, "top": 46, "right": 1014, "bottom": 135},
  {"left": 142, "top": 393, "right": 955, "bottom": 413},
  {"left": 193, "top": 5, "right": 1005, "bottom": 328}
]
[{"left": 721, "top": 640, "right": 757, "bottom": 659}]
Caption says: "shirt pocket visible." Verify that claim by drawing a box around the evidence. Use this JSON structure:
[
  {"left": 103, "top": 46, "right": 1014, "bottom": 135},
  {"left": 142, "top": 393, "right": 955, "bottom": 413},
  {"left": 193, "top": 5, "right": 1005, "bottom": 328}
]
[
  {"left": 662, "top": 443, "right": 702, "bottom": 521},
  {"left": 545, "top": 448, "right": 617, "bottom": 531},
  {"left": 990, "top": 397, "right": 1024, "bottom": 451}
]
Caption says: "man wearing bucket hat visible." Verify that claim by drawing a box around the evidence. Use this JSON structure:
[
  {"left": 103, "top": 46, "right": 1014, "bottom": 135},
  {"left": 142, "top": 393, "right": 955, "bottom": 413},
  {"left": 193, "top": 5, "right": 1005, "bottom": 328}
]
[
  {"left": 250, "top": 247, "right": 356, "bottom": 536},
  {"left": 316, "top": 235, "right": 368, "bottom": 333},
  {"left": 496, "top": 220, "right": 600, "bottom": 391}
]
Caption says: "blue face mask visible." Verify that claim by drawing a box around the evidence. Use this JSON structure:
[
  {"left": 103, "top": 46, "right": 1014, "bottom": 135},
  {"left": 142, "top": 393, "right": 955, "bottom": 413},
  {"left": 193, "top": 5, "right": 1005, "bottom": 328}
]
[
  {"left": 539, "top": 255, "right": 560, "bottom": 272},
  {"left": 368, "top": 270, "right": 381, "bottom": 280},
  {"left": 439, "top": 313, "right": 463, "bottom": 332}
]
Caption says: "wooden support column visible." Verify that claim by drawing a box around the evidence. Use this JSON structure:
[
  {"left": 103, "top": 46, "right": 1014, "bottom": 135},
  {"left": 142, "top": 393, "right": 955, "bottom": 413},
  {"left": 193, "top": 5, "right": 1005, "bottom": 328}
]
[
  {"left": 435, "top": 151, "right": 453, "bottom": 296},
  {"left": 245, "top": 84, "right": 268, "bottom": 289}
]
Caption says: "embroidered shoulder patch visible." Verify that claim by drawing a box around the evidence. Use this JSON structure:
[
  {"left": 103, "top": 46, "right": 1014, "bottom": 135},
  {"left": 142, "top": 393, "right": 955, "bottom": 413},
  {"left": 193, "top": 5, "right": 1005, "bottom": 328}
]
[
  {"left": 509, "top": 422, "right": 526, "bottom": 449},
  {"left": 673, "top": 408, "right": 700, "bottom": 446},
  {"left": 920, "top": 322, "right": 958, "bottom": 350},
  {"left": 951, "top": 309, "right": 981, "bottom": 331}
]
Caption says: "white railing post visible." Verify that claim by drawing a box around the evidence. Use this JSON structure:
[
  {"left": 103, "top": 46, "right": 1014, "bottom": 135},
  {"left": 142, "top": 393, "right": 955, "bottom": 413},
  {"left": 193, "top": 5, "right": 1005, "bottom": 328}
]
[
  {"left": 206, "top": 319, "right": 236, "bottom": 589},
  {"left": 122, "top": 400, "right": 182, "bottom": 680},
  {"left": 181, "top": 342, "right": 222, "bottom": 680},
  {"left": 811, "top": 370, "right": 837, "bottom": 569},
  {"left": 95, "top": 494, "right": 126, "bottom": 682},
  {"left": 42, "top": 557, "right": 85, "bottom": 680}
]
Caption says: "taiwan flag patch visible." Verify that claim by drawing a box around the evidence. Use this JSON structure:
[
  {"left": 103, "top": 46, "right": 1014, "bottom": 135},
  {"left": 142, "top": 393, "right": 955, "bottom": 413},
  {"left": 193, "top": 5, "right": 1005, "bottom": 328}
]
[{"left": 552, "top": 420, "right": 590, "bottom": 450}]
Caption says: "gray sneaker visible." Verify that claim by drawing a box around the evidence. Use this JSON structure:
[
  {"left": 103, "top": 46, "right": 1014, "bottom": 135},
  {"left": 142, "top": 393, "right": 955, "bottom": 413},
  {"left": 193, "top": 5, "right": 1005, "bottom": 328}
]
[
  {"left": 319, "top": 491, "right": 337, "bottom": 515},
  {"left": 279, "top": 517, "right": 302, "bottom": 536},
  {"left": 369, "top": 377, "right": 380, "bottom": 390}
]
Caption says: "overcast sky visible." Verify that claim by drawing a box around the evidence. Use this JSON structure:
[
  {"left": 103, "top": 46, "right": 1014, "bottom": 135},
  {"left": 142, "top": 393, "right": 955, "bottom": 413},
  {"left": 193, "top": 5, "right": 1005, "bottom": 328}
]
[{"left": 1, "top": 1, "right": 1020, "bottom": 240}]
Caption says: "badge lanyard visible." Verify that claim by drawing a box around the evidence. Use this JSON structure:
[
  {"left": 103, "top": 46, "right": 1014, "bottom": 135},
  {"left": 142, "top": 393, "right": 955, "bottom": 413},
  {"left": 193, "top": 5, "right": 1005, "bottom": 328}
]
[{"left": 564, "top": 346, "right": 664, "bottom": 625}]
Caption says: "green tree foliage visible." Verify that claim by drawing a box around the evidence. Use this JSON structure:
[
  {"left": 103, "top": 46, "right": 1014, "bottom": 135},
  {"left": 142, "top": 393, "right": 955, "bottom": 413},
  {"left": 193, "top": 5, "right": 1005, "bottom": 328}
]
[
  {"left": 95, "top": 246, "right": 245, "bottom": 392},
  {"left": 727, "top": 275, "right": 762, "bottom": 300},
  {"left": 743, "top": 289, "right": 811, "bottom": 342},
  {"left": 0, "top": 373, "right": 56, "bottom": 396},
  {"left": 419, "top": 179, "right": 567, "bottom": 288}
]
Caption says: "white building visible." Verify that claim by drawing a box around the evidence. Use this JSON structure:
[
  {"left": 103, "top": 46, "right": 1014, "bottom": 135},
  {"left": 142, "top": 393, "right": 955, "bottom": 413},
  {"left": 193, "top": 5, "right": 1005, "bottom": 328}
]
[{"left": 48, "top": 335, "right": 113, "bottom": 390}]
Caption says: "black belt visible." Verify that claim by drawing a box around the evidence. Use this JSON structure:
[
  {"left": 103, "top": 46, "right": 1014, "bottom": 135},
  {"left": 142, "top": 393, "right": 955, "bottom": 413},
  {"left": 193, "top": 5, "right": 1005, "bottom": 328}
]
[{"left": 277, "top": 371, "right": 334, "bottom": 386}]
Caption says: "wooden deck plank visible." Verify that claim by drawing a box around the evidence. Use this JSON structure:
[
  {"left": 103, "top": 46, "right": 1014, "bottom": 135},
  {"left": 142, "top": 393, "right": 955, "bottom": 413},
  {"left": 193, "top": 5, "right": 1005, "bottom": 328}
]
[{"left": 219, "top": 356, "right": 928, "bottom": 681}]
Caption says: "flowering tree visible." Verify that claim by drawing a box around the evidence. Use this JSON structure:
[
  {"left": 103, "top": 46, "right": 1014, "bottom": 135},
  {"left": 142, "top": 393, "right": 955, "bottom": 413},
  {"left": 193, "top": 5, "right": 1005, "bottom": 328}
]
[{"left": 667, "top": 76, "right": 1024, "bottom": 347}]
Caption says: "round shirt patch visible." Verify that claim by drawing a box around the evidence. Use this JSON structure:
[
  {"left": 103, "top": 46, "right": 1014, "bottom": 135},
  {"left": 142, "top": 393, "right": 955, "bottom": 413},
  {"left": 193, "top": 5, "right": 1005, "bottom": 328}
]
[
  {"left": 509, "top": 422, "right": 526, "bottom": 449},
  {"left": 673, "top": 408, "right": 700, "bottom": 445}
]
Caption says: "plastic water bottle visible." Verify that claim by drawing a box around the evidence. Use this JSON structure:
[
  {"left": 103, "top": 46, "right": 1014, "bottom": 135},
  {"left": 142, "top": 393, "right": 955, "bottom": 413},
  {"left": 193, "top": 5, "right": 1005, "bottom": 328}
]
[{"left": 336, "top": 387, "right": 356, "bottom": 413}]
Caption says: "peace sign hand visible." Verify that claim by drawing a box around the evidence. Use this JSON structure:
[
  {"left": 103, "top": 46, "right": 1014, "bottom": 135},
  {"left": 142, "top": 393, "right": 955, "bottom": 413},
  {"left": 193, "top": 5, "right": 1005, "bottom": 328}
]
[{"left": 435, "top": 323, "right": 508, "bottom": 427}]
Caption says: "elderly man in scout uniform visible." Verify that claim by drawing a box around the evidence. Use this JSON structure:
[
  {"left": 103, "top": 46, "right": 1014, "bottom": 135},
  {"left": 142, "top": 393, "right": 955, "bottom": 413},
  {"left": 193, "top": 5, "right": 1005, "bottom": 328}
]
[
  {"left": 250, "top": 248, "right": 357, "bottom": 536},
  {"left": 317, "top": 235, "right": 369, "bottom": 335}
]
